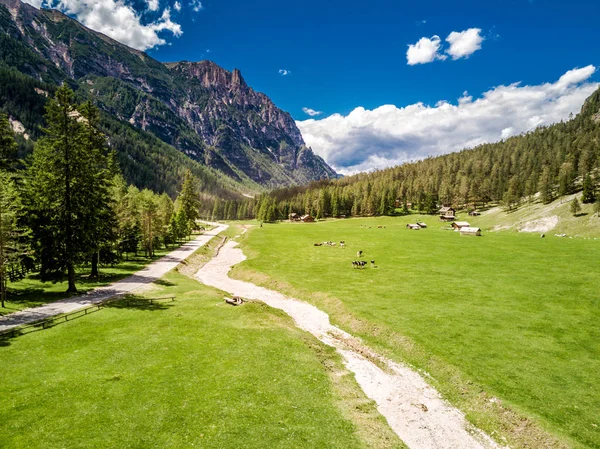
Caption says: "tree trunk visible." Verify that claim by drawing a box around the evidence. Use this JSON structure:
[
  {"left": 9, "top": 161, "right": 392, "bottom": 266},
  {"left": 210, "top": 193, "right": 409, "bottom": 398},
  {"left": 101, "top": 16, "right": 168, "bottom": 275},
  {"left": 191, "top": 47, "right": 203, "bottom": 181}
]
[
  {"left": 1, "top": 276, "right": 5, "bottom": 308},
  {"left": 64, "top": 105, "right": 76, "bottom": 295},
  {"left": 66, "top": 263, "right": 77, "bottom": 293},
  {"left": 90, "top": 251, "right": 99, "bottom": 279}
]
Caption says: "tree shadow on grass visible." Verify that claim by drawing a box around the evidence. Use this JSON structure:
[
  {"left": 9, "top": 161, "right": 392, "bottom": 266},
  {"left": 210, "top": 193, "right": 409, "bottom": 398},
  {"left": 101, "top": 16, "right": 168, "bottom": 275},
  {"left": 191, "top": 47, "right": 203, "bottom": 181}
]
[
  {"left": 0, "top": 295, "right": 172, "bottom": 347},
  {"left": 152, "top": 279, "right": 175, "bottom": 287},
  {"left": 103, "top": 295, "right": 173, "bottom": 311}
]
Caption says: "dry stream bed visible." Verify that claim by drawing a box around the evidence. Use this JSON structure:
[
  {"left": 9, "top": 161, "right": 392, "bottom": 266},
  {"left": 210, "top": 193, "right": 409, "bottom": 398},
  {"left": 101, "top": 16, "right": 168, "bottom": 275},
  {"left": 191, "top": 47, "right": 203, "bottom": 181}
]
[{"left": 196, "top": 238, "right": 505, "bottom": 449}]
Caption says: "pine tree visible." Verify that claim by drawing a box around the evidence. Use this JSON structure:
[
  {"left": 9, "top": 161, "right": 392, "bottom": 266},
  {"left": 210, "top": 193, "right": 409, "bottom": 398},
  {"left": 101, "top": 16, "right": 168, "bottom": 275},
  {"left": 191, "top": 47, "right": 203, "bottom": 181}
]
[
  {"left": 570, "top": 197, "right": 582, "bottom": 217},
  {"left": 0, "top": 171, "right": 29, "bottom": 307},
  {"left": 0, "top": 113, "right": 18, "bottom": 171},
  {"left": 138, "top": 189, "right": 159, "bottom": 257},
  {"left": 78, "top": 101, "right": 119, "bottom": 277},
  {"left": 581, "top": 174, "right": 596, "bottom": 204},
  {"left": 26, "top": 86, "right": 115, "bottom": 292},
  {"left": 179, "top": 169, "right": 201, "bottom": 228}
]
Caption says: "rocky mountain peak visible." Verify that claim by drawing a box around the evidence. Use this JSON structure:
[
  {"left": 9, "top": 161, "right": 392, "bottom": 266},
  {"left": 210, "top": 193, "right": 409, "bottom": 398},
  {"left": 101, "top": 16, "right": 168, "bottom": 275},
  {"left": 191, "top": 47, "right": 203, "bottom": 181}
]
[{"left": 166, "top": 60, "right": 247, "bottom": 91}]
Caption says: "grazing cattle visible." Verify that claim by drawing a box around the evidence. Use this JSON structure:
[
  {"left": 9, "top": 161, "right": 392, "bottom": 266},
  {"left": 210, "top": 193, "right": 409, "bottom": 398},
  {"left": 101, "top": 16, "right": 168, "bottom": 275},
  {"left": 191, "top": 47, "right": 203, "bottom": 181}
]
[
  {"left": 357, "top": 250, "right": 363, "bottom": 258},
  {"left": 340, "top": 241, "right": 345, "bottom": 248},
  {"left": 352, "top": 261, "right": 367, "bottom": 269},
  {"left": 314, "top": 243, "right": 322, "bottom": 246}
]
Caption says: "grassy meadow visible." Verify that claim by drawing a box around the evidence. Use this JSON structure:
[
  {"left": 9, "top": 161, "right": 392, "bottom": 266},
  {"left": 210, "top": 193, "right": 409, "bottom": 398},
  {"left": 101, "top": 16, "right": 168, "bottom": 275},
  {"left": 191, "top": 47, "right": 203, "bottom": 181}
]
[
  {"left": 0, "top": 239, "right": 403, "bottom": 449},
  {"left": 469, "top": 193, "right": 600, "bottom": 238},
  {"left": 235, "top": 216, "right": 600, "bottom": 449}
]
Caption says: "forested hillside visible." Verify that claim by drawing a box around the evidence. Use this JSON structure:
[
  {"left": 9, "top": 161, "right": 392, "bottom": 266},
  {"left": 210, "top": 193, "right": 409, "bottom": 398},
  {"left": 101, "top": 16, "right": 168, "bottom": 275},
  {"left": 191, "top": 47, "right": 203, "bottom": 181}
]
[
  {"left": 0, "top": 86, "right": 205, "bottom": 299},
  {"left": 210, "top": 87, "right": 600, "bottom": 221}
]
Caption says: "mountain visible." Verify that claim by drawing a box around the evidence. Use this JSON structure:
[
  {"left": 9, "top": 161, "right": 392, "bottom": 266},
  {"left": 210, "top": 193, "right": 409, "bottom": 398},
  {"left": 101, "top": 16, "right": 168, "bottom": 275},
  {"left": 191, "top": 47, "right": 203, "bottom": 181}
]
[{"left": 0, "top": 0, "right": 336, "bottom": 193}]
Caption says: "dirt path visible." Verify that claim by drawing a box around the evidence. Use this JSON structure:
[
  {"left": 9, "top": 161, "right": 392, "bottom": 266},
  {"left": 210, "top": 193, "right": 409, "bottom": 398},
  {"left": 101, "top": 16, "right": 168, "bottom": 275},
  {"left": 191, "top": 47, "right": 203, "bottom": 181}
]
[
  {"left": 0, "top": 223, "right": 228, "bottom": 333},
  {"left": 196, "top": 239, "right": 505, "bottom": 449}
]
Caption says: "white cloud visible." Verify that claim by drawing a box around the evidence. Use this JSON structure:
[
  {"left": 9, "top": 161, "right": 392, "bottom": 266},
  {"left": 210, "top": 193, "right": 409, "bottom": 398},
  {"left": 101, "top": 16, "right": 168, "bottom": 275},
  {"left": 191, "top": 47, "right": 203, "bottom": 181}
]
[
  {"left": 406, "top": 35, "right": 446, "bottom": 65},
  {"left": 173, "top": 1, "right": 181, "bottom": 11},
  {"left": 190, "top": 0, "right": 202, "bottom": 11},
  {"left": 302, "top": 107, "right": 323, "bottom": 117},
  {"left": 445, "top": 28, "right": 484, "bottom": 59},
  {"left": 279, "top": 69, "right": 291, "bottom": 76},
  {"left": 26, "top": 0, "right": 183, "bottom": 51},
  {"left": 297, "top": 66, "right": 598, "bottom": 174}
]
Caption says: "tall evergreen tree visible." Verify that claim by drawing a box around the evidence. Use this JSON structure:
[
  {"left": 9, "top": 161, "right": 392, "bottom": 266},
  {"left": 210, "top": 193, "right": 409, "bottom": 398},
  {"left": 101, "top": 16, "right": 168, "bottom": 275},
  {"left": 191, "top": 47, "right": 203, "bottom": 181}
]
[
  {"left": 26, "top": 86, "right": 115, "bottom": 292},
  {"left": 79, "top": 101, "right": 118, "bottom": 277},
  {"left": 581, "top": 174, "right": 596, "bottom": 204},
  {"left": 0, "top": 113, "right": 18, "bottom": 171},
  {"left": 179, "top": 169, "right": 201, "bottom": 228},
  {"left": 0, "top": 171, "right": 29, "bottom": 307}
]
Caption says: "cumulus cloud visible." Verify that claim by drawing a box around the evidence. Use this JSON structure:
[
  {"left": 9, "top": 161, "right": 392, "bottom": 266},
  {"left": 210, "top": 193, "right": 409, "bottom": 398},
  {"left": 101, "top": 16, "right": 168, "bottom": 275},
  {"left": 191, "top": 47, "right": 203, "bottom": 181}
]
[
  {"left": 173, "top": 1, "right": 181, "bottom": 11},
  {"left": 445, "top": 28, "right": 484, "bottom": 59},
  {"left": 23, "top": 0, "right": 182, "bottom": 51},
  {"left": 407, "top": 28, "right": 485, "bottom": 65},
  {"left": 302, "top": 107, "right": 322, "bottom": 117},
  {"left": 406, "top": 35, "right": 446, "bottom": 65},
  {"left": 279, "top": 69, "right": 291, "bottom": 76},
  {"left": 297, "top": 66, "right": 598, "bottom": 174}
]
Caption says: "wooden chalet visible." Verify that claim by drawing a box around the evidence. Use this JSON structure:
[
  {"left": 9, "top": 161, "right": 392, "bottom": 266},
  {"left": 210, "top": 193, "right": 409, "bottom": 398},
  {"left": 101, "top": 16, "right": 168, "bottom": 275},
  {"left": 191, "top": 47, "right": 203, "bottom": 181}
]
[
  {"left": 451, "top": 221, "right": 471, "bottom": 231},
  {"left": 289, "top": 212, "right": 300, "bottom": 221},
  {"left": 439, "top": 206, "right": 456, "bottom": 221},
  {"left": 301, "top": 214, "right": 315, "bottom": 223},
  {"left": 459, "top": 227, "right": 482, "bottom": 236},
  {"left": 395, "top": 199, "right": 413, "bottom": 209},
  {"left": 468, "top": 210, "right": 481, "bottom": 216},
  {"left": 406, "top": 223, "right": 421, "bottom": 230}
]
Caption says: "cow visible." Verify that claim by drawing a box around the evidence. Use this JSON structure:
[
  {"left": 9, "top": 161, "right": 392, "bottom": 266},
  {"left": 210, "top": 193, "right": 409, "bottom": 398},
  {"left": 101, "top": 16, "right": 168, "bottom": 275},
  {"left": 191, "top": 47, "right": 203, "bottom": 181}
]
[{"left": 357, "top": 250, "right": 363, "bottom": 258}]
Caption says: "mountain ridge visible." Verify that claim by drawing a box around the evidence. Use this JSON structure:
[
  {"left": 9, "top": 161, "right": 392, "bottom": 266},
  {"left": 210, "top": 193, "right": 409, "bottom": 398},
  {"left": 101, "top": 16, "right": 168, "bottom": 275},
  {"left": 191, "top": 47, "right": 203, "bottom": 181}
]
[{"left": 0, "top": 0, "right": 336, "bottom": 190}]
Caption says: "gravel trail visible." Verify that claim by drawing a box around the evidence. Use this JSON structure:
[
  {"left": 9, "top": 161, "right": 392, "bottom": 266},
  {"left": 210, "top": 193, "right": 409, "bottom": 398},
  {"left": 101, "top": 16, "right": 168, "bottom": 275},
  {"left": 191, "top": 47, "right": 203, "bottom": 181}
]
[
  {"left": 0, "top": 223, "right": 228, "bottom": 333},
  {"left": 196, "top": 239, "right": 504, "bottom": 449}
]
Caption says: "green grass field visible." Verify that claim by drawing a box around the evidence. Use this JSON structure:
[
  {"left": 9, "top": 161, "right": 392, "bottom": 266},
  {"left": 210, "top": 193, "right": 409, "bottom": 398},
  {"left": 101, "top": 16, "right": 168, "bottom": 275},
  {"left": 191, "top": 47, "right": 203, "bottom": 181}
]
[
  {"left": 0, "top": 270, "right": 397, "bottom": 449},
  {"left": 0, "top": 230, "right": 403, "bottom": 449},
  {"left": 235, "top": 216, "right": 600, "bottom": 449}
]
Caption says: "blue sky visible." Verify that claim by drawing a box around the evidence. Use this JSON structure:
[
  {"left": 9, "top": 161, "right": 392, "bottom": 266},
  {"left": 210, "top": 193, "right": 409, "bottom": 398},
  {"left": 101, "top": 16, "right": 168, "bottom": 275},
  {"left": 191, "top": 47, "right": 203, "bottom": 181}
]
[
  {"left": 146, "top": 0, "right": 599, "bottom": 119},
  {"left": 26, "top": 0, "right": 600, "bottom": 172}
]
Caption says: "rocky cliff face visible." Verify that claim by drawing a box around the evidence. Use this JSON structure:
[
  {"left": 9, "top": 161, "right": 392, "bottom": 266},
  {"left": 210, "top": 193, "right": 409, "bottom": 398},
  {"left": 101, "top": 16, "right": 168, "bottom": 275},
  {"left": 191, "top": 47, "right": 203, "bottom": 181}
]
[{"left": 0, "top": 0, "right": 336, "bottom": 187}]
